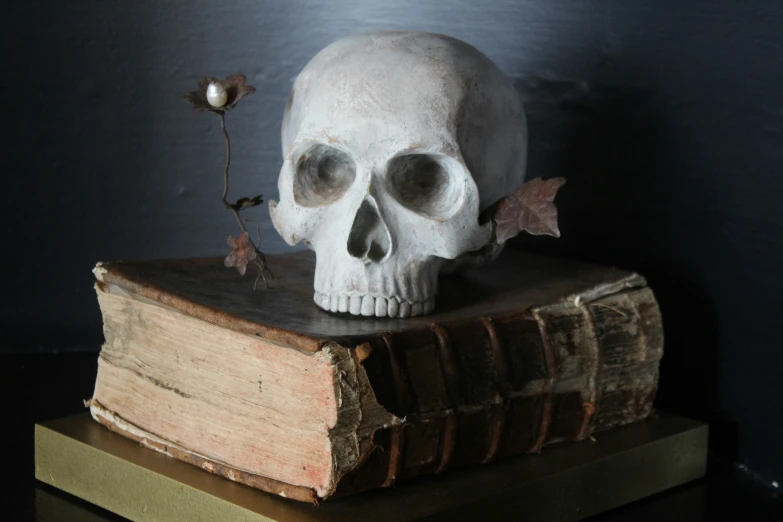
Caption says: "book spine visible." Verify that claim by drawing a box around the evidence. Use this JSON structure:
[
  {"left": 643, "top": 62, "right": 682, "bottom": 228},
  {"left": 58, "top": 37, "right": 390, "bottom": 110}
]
[{"left": 334, "top": 286, "right": 663, "bottom": 497}]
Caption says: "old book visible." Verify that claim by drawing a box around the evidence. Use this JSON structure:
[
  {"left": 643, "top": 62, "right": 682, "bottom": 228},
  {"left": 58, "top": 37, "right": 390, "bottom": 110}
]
[{"left": 88, "top": 249, "right": 663, "bottom": 503}]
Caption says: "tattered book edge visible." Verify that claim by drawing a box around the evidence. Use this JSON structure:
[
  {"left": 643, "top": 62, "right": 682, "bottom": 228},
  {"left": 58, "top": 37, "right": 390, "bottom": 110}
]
[
  {"left": 554, "top": 273, "right": 648, "bottom": 311},
  {"left": 87, "top": 339, "right": 400, "bottom": 502},
  {"left": 86, "top": 399, "right": 322, "bottom": 504},
  {"left": 93, "top": 260, "right": 330, "bottom": 353},
  {"left": 314, "top": 343, "right": 403, "bottom": 499},
  {"left": 94, "top": 281, "right": 320, "bottom": 358}
]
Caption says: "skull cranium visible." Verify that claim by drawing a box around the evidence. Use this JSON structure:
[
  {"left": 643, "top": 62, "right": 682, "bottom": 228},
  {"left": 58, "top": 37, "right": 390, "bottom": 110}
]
[{"left": 270, "top": 31, "right": 527, "bottom": 318}]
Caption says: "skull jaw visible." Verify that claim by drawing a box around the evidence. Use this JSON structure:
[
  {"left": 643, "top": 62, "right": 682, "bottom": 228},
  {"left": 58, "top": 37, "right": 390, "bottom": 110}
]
[
  {"left": 313, "top": 291, "right": 436, "bottom": 318},
  {"left": 312, "top": 253, "right": 444, "bottom": 318}
]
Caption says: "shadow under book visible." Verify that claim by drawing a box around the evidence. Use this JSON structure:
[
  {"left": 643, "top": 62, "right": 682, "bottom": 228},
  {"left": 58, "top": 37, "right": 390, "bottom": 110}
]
[{"left": 80, "top": 249, "right": 665, "bottom": 503}]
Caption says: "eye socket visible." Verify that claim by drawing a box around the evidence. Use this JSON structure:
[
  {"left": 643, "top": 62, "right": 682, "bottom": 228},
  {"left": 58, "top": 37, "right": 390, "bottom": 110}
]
[
  {"left": 386, "top": 154, "right": 463, "bottom": 219},
  {"left": 293, "top": 145, "right": 356, "bottom": 207}
]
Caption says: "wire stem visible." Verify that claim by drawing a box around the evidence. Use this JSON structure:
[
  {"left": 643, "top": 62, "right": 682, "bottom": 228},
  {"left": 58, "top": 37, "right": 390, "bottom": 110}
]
[
  {"left": 217, "top": 112, "right": 272, "bottom": 285},
  {"left": 219, "top": 113, "right": 249, "bottom": 234},
  {"left": 219, "top": 112, "right": 231, "bottom": 208}
]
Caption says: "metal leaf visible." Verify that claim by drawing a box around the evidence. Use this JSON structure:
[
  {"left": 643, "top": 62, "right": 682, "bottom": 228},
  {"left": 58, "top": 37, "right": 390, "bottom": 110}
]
[
  {"left": 224, "top": 232, "right": 258, "bottom": 276},
  {"left": 492, "top": 177, "right": 566, "bottom": 243}
]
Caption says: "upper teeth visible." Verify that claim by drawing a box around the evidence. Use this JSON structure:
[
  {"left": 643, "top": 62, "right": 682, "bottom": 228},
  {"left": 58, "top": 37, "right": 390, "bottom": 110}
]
[{"left": 313, "top": 292, "right": 435, "bottom": 318}]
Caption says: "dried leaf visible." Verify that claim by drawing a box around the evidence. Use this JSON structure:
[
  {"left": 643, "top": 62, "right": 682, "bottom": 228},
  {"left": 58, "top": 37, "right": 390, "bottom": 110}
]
[
  {"left": 224, "top": 232, "right": 258, "bottom": 276},
  {"left": 182, "top": 74, "right": 256, "bottom": 113},
  {"left": 492, "top": 177, "right": 566, "bottom": 243}
]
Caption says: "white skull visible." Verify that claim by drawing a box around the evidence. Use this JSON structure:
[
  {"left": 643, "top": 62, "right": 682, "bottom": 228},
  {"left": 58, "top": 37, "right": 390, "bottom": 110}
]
[{"left": 270, "top": 31, "right": 527, "bottom": 318}]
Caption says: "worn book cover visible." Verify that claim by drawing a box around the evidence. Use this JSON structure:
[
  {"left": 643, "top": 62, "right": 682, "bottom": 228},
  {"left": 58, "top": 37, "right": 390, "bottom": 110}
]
[{"left": 88, "top": 249, "right": 662, "bottom": 503}]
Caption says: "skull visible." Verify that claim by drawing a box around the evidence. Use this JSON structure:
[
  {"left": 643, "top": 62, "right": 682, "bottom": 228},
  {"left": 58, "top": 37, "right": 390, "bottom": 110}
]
[{"left": 270, "top": 31, "right": 527, "bottom": 318}]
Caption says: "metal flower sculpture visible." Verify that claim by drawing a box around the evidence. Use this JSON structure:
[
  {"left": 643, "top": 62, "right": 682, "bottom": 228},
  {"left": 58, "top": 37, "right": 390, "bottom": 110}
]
[
  {"left": 183, "top": 75, "right": 256, "bottom": 113},
  {"left": 183, "top": 74, "right": 271, "bottom": 288}
]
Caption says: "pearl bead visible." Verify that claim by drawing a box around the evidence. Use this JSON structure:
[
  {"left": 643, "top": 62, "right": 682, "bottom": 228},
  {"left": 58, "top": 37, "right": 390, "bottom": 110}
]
[{"left": 206, "top": 82, "right": 228, "bottom": 108}]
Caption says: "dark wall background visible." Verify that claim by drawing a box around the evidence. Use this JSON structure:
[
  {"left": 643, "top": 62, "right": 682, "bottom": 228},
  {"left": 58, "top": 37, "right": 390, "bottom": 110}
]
[{"left": 4, "top": 0, "right": 782, "bottom": 487}]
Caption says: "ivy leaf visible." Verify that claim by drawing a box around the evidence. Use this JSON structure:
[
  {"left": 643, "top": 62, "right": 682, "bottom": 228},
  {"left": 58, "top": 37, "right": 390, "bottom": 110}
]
[
  {"left": 224, "top": 232, "right": 258, "bottom": 276},
  {"left": 492, "top": 177, "right": 566, "bottom": 243}
]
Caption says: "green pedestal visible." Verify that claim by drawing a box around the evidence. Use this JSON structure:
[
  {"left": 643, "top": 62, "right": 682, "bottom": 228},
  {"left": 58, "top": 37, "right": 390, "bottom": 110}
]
[{"left": 35, "top": 413, "right": 707, "bottom": 522}]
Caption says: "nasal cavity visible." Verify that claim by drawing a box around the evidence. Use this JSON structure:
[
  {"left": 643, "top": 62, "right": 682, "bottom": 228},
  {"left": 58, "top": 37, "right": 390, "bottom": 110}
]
[{"left": 347, "top": 199, "right": 391, "bottom": 263}]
